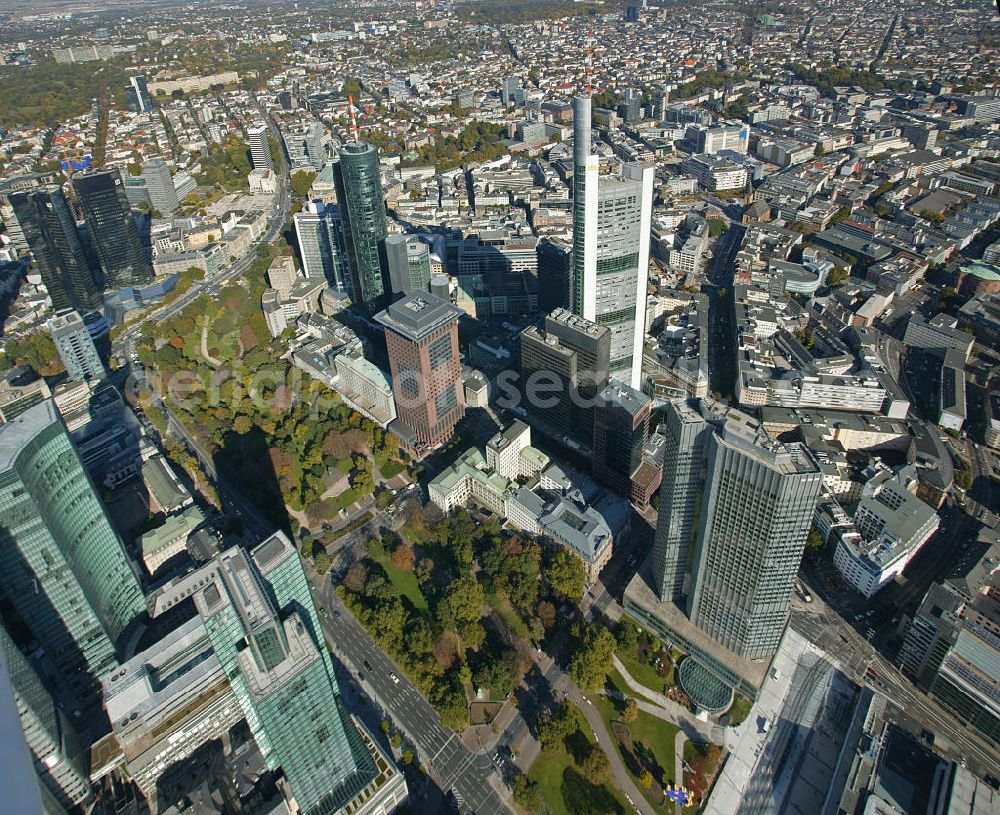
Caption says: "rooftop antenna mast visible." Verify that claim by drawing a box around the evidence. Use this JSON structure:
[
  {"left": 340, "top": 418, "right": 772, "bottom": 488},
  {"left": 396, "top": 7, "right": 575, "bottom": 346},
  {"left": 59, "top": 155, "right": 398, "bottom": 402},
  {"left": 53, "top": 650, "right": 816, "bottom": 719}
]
[
  {"left": 585, "top": 37, "right": 594, "bottom": 95},
  {"left": 348, "top": 95, "right": 360, "bottom": 143}
]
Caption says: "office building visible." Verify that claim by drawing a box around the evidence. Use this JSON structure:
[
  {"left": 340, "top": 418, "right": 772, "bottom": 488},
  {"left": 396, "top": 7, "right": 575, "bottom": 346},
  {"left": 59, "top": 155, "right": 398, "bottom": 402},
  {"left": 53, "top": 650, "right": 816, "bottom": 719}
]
[
  {"left": 649, "top": 400, "right": 713, "bottom": 603},
  {"left": 247, "top": 122, "right": 273, "bottom": 172},
  {"left": 571, "top": 94, "right": 654, "bottom": 389},
  {"left": 385, "top": 234, "right": 431, "bottom": 297},
  {"left": 453, "top": 230, "right": 538, "bottom": 319},
  {"left": 687, "top": 411, "right": 820, "bottom": 659},
  {"left": 831, "top": 467, "right": 940, "bottom": 598},
  {"left": 73, "top": 170, "right": 153, "bottom": 290},
  {"left": 0, "top": 366, "right": 52, "bottom": 423},
  {"left": 688, "top": 122, "right": 749, "bottom": 154},
  {"left": 519, "top": 308, "right": 611, "bottom": 446},
  {"left": 149, "top": 534, "right": 405, "bottom": 813},
  {"left": 127, "top": 75, "right": 152, "bottom": 113},
  {"left": 141, "top": 157, "right": 178, "bottom": 214},
  {"left": 48, "top": 308, "right": 105, "bottom": 382},
  {"left": 643, "top": 399, "right": 821, "bottom": 659},
  {"left": 0, "top": 626, "right": 91, "bottom": 811},
  {"left": 375, "top": 292, "right": 464, "bottom": 451},
  {"left": 0, "top": 402, "right": 145, "bottom": 693},
  {"left": 334, "top": 141, "right": 389, "bottom": 310},
  {"left": 618, "top": 88, "right": 642, "bottom": 123},
  {"left": 537, "top": 238, "right": 571, "bottom": 313},
  {"left": 592, "top": 382, "right": 651, "bottom": 499},
  {"left": 294, "top": 200, "right": 350, "bottom": 291},
  {"left": 501, "top": 76, "right": 522, "bottom": 107},
  {"left": 4, "top": 186, "right": 101, "bottom": 313},
  {"left": 0, "top": 638, "right": 62, "bottom": 815},
  {"left": 682, "top": 153, "right": 749, "bottom": 192}
]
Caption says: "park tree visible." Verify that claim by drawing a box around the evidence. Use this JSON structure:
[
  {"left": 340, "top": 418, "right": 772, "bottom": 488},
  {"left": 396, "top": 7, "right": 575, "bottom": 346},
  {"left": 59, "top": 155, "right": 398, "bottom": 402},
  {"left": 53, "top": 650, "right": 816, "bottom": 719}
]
[
  {"left": 343, "top": 562, "right": 368, "bottom": 594},
  {"left": 623, "top": 697, "right": 638, "bottom": 723},
  {"left": 439, "top": 574, "right": 484, "bottom": 630},
  {"left": 546, "top": 548, "right": 586, "bottom": 603},
  {"left": 581, "top": 746, "right": 611, "bottom": 785},
  {"left": 568, "top": 622, "right": 616, "bottom": 690},
  {"left": 512, "top": 774, "right": 545, "bottom": 811},
  {"left": 390, "top": 542, "right": 415, "bottom": 572},
  {"left": 537, "top": 702, "right": 575, "bottom": 749}
]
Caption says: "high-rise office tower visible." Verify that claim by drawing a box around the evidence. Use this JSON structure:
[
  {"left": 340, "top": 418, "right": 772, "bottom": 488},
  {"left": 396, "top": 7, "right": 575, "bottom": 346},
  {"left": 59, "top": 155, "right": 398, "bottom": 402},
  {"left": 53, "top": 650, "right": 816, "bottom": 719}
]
[
  {"left": 386, "top": 234, "right": 431, "bottom": 297},
  {"left": 306, "top": 121, "right": 326, "bottom": 170},
  {"left": 571, "top": 94, "right": 654, "bottom": 390},
  {"left": 48, "top": 309, "right": 105, "bottom": 382},
  {"left": 4, "top": 187, "right": 101, "bottom": 313},
  {"left": 334, "top": 141, "right": 389, "bottom": 311},
  {"left": 592, "top": 382, "right": 650, "bottom": 497},
  {"left": 649, "top": 399, "right": 821, "bottom": 659},
  {"left": 293, "top": 201, "right": 350, "bottom": 291},
  {"left": 501, "top": 76, "right": 521, "bottom": 107},
  {"left": 72, "top": 170, "right": 153, "bottom": 290},
  {"left": 618, "top": 88, "right": 642, "bottom": 123},
  {"left": 375, "top": 292, "right": 464, "bottom": 451},
  {"left": 127, "top": 75, "right": 153, "bottom": 113},
  {"left": 183, "top": 535, "right": 393, "bottom": 813},
  {"left": 0, "top": 626, "right": 91, "bottom": 811},
  {"left": 141, "top": 157, "right": 178, "bottom": 213},
  {"left": 0, "top": 402, "right": 145, "bottom": 692},
  {"left": 247, "top": 122, "right": 273, "bottom": 172},
  {"left": 649, "top": 400, "right": 712, "bottom": 603},
  {"left": 537, "top": 238, "right": 571, "bottom": 314},
  {"left": 519, "top": 308, "right": 610, "bottom": 445}
]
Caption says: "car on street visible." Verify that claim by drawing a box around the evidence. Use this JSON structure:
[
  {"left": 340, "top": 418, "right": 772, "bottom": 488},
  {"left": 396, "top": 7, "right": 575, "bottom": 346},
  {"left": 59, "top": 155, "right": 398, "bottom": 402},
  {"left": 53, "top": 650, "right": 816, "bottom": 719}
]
[
  {"left": 363, "top": 659, "right": 372, "bottom": 671},
  {"left": 390, "top": 673, "right": 399, "bottom": 685}
]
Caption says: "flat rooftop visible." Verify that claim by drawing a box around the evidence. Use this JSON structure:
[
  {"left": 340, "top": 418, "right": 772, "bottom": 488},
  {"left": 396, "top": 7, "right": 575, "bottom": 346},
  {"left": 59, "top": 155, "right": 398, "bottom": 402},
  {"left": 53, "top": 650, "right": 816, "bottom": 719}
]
[{"left": 373, "top": 291, "right": 462, "bottom": 341}]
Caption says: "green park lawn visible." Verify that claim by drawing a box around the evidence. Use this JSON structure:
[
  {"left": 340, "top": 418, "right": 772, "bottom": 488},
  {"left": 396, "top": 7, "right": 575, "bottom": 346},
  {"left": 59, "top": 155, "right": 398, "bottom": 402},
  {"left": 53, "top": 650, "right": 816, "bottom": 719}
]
[
  {"left": 368, "top": 541, "right": 429, "bottom": 614},
  {"left": 527, "top": 706, "right": 629, "bottom": 815},
  {"left": 589, "top": 671, "right": 681, "bottom": 809},
  {"left": 616, "top": 622, "right": 675, "bottom": 693}
]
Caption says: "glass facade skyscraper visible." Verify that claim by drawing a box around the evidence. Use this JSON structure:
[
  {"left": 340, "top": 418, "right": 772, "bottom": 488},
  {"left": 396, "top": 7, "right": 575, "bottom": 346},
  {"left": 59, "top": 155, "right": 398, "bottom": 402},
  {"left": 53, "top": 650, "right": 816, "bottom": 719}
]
[
  {"left": 72, "top": 170, "right": 153, "bottom": 290},
  {"left": 0, "top": 401, "right": 145, "bottom": 691},
  {"left": 293, "top": 201, "right": 350, "bottom": 292},
  {"left": 650, "top": 399, "right": 821, "bottom": 660},
  {"left": 5, "top": 186, "right": 101, "bottom": 313},
  {"left": 570, "top": 94, "right": 653, "bottom": 390},
  {"left": 385, "top": 234, "right": 431, "bottom": 297},
  {"left": 0, "top": 626, "right": 91, "bottom": 811},
  {"left": 334, "top": 141, "right": 389, "bottom": 311},
  {"left": 191, "top": 536, "right": 379, "bottom": 814}
]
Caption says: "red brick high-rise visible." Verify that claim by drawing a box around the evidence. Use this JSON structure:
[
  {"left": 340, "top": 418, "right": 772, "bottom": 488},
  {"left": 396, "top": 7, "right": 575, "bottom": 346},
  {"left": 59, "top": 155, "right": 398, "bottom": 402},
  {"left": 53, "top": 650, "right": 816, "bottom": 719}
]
[{"left": 375, "top": 292, "right": 465, "bottom": 452}]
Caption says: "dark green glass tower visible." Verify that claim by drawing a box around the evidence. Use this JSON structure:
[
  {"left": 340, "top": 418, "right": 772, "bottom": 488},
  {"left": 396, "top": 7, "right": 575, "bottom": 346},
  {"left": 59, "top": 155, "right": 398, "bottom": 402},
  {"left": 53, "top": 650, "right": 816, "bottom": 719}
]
[
  {"left": 0, "top": 401, "right": 145, "bottom": 694},
  {"left": 334, "top": 141, "right": 388, "bottom": 311},
  {"left": 5, "top": 186, "right": 101, "bottom": 313},
  {"left": 72, "top": 170, "right": 153, "bottom": 290}
]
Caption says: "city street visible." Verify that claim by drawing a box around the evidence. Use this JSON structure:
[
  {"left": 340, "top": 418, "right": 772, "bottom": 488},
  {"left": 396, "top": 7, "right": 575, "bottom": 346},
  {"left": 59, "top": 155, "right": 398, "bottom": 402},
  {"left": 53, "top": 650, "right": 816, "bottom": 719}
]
[
  {"left": 704, "top": 223, "right": 744, "bottom": 399},
  {"left": 790, "top": 582, "right": 1000, "bottom": 777}
]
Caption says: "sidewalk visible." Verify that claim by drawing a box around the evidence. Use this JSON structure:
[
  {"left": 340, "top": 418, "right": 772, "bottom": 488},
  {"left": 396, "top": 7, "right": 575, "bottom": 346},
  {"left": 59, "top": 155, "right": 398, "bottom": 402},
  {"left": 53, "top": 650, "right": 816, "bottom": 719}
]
[{"left": 613, "top": 655, "right": 726, "bottom": 745}]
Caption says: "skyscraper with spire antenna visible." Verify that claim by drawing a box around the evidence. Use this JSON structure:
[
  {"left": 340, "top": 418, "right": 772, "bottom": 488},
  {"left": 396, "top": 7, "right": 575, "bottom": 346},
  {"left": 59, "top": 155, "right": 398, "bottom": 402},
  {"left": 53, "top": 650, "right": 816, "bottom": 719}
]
[{"left": 570, "top": 89, "right": 654, "bottom": 391}]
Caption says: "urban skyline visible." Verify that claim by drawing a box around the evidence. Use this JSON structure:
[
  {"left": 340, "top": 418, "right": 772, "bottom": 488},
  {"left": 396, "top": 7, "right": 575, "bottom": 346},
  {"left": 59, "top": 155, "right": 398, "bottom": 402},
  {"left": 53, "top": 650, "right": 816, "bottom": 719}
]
[{"left": 0, "top": 0, "right": 998, "bottom": 813}]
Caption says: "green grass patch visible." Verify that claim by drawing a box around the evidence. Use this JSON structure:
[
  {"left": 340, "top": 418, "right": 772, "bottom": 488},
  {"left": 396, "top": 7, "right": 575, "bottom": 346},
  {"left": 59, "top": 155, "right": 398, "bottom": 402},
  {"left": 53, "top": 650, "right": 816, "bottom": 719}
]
[
  {"left": 616, "top": 623, "right": 675, "bottom": 694},
  {"left": 727, "top": 695, "right": 751, "bottom": 726},
  {"left": 380, "top": 459, "right": 406, "bottom": 479},
  {"left": 528, "top": 705, "right": 628, "bottom": 815},
  {"left": 589, "top": 671, "right": 681, "bottom": 809},
  {"left": 493, "top": 596, "right": 530, "bottom": 639},
  {"left": 369, "top": 542, "right": 429, "bottom": 614},
  {"left": 331, "top": 487, "right": 358, "bottom": 512}
]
